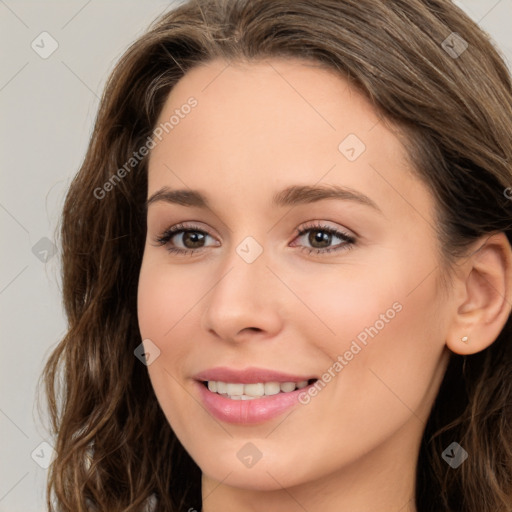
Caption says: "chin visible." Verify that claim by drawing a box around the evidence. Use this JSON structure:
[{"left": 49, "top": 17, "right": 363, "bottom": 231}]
[{"left": 196, "top": 445, "right": 316, "bottom": 491}]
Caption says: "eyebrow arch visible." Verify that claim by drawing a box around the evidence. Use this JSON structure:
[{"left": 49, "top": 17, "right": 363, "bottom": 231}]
[{"left": 146, "top": 184, "right": 381, "bottom": 213}]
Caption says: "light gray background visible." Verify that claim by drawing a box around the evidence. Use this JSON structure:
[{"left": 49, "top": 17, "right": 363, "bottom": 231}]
[{"left": 1, "top": 1, "right": 511, "bottom": 510}]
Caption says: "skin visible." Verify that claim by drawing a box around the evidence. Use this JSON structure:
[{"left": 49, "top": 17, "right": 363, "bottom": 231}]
[{"left": 137, "top": 58, "right": 512, "bottom": 512}]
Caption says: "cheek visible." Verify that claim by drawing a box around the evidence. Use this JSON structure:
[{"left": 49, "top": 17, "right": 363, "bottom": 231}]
[
  {"left": 137, "top": 258, "right": 198, "bottom": 397},
  {"left": 137, "top": 257, "right": 201, "bottom": 340},
  {"left": 290, "top": 251, "right": 447, "bottom": 420},
  {"left": 309, "top": 256, "right": 444, "bottom": 436},
  {"left": 137, "top": 258, "right": 199, "bottom": 438}
]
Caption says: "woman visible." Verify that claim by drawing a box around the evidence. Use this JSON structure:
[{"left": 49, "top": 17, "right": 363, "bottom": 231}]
[{"left": 41, "top": 0, "right": 512, "bottom": 510}]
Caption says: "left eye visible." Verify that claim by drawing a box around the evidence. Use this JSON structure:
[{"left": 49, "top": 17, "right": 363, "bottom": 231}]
[
  {"left": 154, "top": 222, "right": 356, "bottom": 256},
  {"left": 291, "top": 224, "right": 356, "bottom": 254}
]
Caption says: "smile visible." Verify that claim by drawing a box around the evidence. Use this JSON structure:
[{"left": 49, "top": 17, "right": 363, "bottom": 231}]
[
  {"left": 193, "top": 367, "right": 319, "bottom": 424},
  {"left": 204, "top": 379, "right": 313, "bottom": 400}
]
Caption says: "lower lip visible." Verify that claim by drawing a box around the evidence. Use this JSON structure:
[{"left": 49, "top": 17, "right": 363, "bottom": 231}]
[{"left": 196, "top": 381, "right": 314, "bottom": 424}]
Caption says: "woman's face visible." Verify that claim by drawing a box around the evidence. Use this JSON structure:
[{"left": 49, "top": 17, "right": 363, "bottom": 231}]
[{"left": 137, "top": 58, "right": 453, "bottom": 493}]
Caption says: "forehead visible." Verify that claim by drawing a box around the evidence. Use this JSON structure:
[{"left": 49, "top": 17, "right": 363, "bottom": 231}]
[
  {"left": 147, "top": 58, "right": 433, "bottom": 225},
  {"left": 151, "top": 57, "right": 387, "bottom": 153}
]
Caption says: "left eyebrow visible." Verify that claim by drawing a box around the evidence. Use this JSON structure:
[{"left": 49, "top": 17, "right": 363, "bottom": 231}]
[
  {"left": 145, "top": 184, "right": 382, "bottom": 213},
  {"left": 272, "top": 184, "right": 382, "bottom": 213}
]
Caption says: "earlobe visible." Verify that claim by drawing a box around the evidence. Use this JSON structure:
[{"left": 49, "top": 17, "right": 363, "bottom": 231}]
[{"left": 446, "top": 232, "right": 512, "bottom": 356}]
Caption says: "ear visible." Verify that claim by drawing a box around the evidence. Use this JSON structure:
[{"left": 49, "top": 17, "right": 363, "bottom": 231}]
[{"left": 446, "top": 232, "right": 512, "bottom": 355}]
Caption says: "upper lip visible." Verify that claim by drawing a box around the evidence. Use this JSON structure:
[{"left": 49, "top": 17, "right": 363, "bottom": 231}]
[{"left": 194, "top": 366, "right": 317, "bottom": 384}]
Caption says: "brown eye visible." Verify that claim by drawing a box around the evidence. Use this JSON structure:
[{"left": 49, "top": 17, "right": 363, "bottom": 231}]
[
  {"left": 155, "top": 223, "right": 218, "bottom": 255},
  {"left": 293, "top": 223, "right": 356, "bottom": 255},
  {"left": 307, "top": 229, "right": 333, "bottom": 249},
  {"left": 179, "top": 231, "right": 207, "bottom": 249}
]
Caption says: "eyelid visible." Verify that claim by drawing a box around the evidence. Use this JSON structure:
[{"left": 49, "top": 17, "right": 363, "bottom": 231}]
[
  {"left": 153, "top": 220, "right": 356, "bottom": 256},
  {"left": 153, "top": 222, "right": 218, "bottom": 248},
  {"left": 294, "top": 220, "right": 356, "bottom": 240},
  {"left": 291, "top": 221, "right": 356, "bottom": 255}
]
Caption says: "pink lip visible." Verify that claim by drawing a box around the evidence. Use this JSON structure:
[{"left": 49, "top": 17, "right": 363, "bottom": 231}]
[
  {"left": 194, "top": 366, "right": 315, "bottom": 384},
  {"left": 193, "top": 366, "right": 317, "bottom": 424}
]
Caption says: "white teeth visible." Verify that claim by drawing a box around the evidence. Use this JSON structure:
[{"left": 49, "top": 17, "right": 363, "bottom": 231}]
[
  {"left": 264, "top": 382, "right": 281, "bottom": 395},
  {"left": 280, "top": 382, "right": 296, "bottom": 393},
  {"left": 226, "top": 383, "right": 244, "bottom": 396},
  {"left": 206, "top": 379, "right": 312, "bottom": 399},
  {"left": 244, "top": 383, "right": 265, "bottom": 397}
]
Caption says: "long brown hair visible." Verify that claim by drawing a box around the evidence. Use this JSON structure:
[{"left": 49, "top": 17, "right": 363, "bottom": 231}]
[{"left": 39, "top": 0, "right": 512, "bottom": 510}]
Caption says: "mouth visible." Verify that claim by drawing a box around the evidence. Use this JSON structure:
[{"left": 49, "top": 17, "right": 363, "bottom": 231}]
[
  {"left": 201, "top": 378, "right": 318, "bottom": 400},
  {"left": 194, "top": 368, "right": 320, "bottom": 424},
  {"left": 193, "top": 367, "right": 319, "bottom": 423}
]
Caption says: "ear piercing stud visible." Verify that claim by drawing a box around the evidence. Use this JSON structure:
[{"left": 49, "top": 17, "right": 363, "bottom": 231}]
[{"left": 461, "top": 336, "right": 469, "bottom": 344}]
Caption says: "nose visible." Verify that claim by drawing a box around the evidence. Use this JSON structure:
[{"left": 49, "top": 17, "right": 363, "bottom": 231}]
[{"left": 200, "top": 243, "right": 284, "bottom": 343}]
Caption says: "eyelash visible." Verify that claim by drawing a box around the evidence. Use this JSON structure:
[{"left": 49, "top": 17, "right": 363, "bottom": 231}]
[{"left": 154, "top": 222, "right": 356, "bottom": 256}]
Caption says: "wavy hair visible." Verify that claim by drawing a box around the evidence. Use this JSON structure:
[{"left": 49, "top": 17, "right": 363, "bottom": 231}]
[{"left": 39, "top": 0, "right": 512, "bottom": 510}]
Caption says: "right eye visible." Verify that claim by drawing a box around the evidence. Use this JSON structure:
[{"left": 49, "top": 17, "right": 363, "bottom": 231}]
[{"left": 154, "top": 222, "right": 219, "bottom": 256}]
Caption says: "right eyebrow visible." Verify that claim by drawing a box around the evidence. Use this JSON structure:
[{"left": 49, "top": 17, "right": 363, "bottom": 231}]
[{"left": 145, "top": 188, "right": 209, "bottom": 210}]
